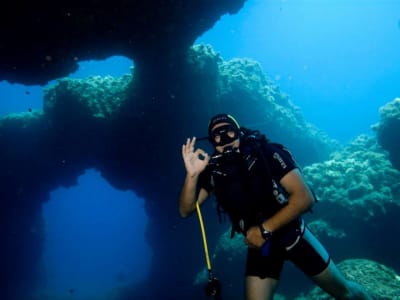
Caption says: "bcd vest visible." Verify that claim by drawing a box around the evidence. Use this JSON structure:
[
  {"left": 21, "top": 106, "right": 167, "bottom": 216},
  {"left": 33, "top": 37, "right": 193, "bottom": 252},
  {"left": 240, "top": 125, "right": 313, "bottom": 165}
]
[{"left": 209, "top": 137, "right": 290, "bottom": 234}]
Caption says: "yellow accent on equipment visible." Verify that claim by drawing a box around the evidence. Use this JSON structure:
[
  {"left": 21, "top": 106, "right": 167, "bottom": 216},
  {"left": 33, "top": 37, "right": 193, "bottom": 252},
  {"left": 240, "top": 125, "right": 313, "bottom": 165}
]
[{"left": 196, "top": 201, "right": 212, "bottom": 271}]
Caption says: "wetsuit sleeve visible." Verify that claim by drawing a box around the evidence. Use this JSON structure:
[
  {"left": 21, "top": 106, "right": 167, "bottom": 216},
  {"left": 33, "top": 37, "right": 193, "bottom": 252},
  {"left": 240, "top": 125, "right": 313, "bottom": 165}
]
[
  {"left": 263, "top": 143, "right": 298, "bottom": 181},
  {"left": 197, "top": 166, "right": 213, "bottom": 194}
]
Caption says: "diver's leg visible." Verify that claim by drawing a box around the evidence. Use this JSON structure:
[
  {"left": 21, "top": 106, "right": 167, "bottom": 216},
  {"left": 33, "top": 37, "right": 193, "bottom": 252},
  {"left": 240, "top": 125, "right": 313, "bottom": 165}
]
[
  {"left": 245, "top": 245, "right": 284, "bottom": 300},
  {"left": 292, "top": 227, "right": 372, "bottom": 300},
  {"left": 245, "top": 275, "right": 279, "bottom": 300},
  {"left": 312, "top": 260, "right": 373, "bottom": 300}
]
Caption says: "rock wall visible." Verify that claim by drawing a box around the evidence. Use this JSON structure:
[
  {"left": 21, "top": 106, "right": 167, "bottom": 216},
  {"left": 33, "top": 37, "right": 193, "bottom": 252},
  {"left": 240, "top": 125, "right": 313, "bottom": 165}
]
[
  {"left": 373, "top": 98, "right": 400, "bottom": 170},
  {"left": 0, "top": 44, "right": 335, "bottom": 299},
  {"left": 0, "top": 0, "right": 246, "bottom": 85}
]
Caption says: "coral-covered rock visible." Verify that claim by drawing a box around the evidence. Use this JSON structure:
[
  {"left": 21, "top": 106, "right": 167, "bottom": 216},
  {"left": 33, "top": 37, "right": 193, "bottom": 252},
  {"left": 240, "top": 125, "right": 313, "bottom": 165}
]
[
  {"left": 304, "top": 135, "right": 400, "bottom": 222},
  {"left": 373, "top": 98, "right": 400, "bottom": 171},
  {"left": 0, "top": 43, "right": 338, "bottom": 300},
  {"left": 302, "top": 259, "right": 400, "bottom": 300},
  {"left": 302, "top": 135, "right": 400, "bottom": 275}
]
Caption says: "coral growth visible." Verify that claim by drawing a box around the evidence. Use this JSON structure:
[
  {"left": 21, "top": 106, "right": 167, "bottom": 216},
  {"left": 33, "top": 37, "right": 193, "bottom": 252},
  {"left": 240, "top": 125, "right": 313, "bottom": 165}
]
[
  {"left": 303, "top": 135, "right": 400, "bottom": 221},
  {"left": 373, "top": 98, "right": 400, "bottom": 170},
  {"left": 302, "top": 259, "right": 400, "bottom": 300}
]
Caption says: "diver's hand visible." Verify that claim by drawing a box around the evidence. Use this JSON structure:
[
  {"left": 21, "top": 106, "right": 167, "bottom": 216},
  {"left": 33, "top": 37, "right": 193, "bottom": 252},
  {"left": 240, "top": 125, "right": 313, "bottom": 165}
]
[
  {"left": 182, "top": 137, "right": 210, "bottom": 177},
  {"left": 245, "top": 226, "right": 267, "bottom": 249}
]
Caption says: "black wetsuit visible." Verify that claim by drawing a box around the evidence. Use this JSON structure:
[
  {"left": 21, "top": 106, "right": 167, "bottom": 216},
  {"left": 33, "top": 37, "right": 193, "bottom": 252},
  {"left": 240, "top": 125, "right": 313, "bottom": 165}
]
[{"left": 199, "top": 134, "right": 330, "bottom": 279}]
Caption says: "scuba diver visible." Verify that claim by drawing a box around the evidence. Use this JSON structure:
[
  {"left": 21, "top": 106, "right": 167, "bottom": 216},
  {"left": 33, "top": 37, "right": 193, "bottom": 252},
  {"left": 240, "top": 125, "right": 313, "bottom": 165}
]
[{"left": 179, "top": 114, "right": 373, "bottom": 300}]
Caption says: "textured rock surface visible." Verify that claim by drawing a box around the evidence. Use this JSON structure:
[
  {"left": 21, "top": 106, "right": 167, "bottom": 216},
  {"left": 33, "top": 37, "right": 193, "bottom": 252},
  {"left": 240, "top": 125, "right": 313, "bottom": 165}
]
[
  {"left": 373, "top": 98, "right": 400, "bottom": 170},
  {"left": 303, "top": 135, "right": 400, "bottom": 281},
  {"left": 300, "top": 259, "right": 400, "bottom": 300},
  {"left": 304, "top": 135, "right": 400, "bottom": 222},
  {"left": 0, "top": 44, "right": 336, "bottom": 300},
  {"left": 0, "top": 0, "right": 245, "bottom": 85}
]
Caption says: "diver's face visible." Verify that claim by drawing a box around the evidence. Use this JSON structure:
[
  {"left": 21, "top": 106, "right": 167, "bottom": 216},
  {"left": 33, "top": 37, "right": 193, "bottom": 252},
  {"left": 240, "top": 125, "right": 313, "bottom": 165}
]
[{"left": 210, "top": 123, "right": 240, "bottom": 153}]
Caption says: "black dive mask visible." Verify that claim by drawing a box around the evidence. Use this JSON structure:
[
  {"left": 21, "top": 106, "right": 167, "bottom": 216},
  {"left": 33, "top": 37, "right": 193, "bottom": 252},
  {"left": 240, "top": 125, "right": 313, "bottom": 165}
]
[{"left": 209, "top": 124, "right": 240, "bottom": 147}]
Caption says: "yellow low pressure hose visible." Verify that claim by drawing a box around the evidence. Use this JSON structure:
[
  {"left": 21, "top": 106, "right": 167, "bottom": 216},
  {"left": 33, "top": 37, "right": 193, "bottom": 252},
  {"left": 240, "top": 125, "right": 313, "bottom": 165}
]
[
  {"left": 196, "top": 201, "right": 222, "bottom": 298},
  {"left": 196, "top": 201, "right": 212, "bottom": 272}
]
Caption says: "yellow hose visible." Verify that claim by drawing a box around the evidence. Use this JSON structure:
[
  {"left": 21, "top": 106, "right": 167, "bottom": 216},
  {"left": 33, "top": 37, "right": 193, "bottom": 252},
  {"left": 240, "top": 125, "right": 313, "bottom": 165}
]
[{"left": 196, "top": 201, "right": 212, "bottom": 271}]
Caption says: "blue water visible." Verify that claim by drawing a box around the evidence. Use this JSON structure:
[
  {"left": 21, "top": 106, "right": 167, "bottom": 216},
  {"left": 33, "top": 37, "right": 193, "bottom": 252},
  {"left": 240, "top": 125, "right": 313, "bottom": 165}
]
[
  {"left": 1, "top": 0, "right": 399, "bottom": 298},
  {"left": 197, "top": 0, "right": 400, "bottom": 143},
  {"left": 43, "top": 169, "right": 151, "bottom": 299}
]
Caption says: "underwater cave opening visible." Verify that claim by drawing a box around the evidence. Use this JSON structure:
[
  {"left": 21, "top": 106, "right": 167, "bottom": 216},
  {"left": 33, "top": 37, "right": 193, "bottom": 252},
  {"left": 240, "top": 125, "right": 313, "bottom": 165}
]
[{"left": 42, "top": 168, "right": 151, "bottom": 300}]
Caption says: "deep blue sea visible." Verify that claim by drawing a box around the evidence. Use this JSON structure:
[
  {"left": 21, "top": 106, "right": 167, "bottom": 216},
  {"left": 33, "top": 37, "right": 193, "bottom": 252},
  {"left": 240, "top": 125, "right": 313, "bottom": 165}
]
[{"left": 1, "top": 0, "right": 399, "bottom": 298}]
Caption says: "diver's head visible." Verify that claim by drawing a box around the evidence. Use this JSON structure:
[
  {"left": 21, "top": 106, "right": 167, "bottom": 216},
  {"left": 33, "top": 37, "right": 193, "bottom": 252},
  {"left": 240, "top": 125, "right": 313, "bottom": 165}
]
[{"left": 208, "top": 114, "right": 241, "bottom": 152}]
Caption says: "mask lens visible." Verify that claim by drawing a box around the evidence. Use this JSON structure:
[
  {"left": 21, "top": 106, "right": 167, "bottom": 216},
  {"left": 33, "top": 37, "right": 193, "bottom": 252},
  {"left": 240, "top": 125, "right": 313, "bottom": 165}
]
[
  {"left": 227, "top": 130, "right": 236, "bottom": 138},
  {"left": 210, "top": 125, "right": 238, "bottom": 146},
  {"left": 213, "top": 133, "right": 222, "bottom": 144}
]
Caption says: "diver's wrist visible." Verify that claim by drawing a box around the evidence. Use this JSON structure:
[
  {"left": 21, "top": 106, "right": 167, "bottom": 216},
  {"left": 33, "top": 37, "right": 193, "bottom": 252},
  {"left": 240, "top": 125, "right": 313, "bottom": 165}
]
[{"left": 259, "top": 223, "right": 272, "bottom": 240}]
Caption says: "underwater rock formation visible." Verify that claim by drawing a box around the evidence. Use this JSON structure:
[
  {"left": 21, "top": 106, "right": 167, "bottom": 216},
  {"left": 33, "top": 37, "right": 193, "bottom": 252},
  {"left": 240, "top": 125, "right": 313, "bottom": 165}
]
[
  {"left": 302, "top": 259, "right": 400, "bottom": 300},
  {"left": 304, "top": 135, "right": 400, "bottom": 222},
  {"left": 0, "top": 0, "right": 246, "bottom": 85},
  {"left": 189, "top": 45, "right": 338, "bottom": 165},
  {"left": 373, "top": 98, "right": 400, "bottom": 171},
  {"left": 0, "top": 44, "right": 336, "bottom": 300},
  {"left": 303, "top": 135, "right": 400, "bottom": 269}
]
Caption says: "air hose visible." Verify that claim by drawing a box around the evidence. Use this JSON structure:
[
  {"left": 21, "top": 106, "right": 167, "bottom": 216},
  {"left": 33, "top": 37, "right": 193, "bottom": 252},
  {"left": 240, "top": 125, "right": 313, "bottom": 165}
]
[
  {"left": 195, "top": 201, "right": 222, "bottom": 299},
  {"left": 196, "top": 201, "right": 212, "bottom": 271}
]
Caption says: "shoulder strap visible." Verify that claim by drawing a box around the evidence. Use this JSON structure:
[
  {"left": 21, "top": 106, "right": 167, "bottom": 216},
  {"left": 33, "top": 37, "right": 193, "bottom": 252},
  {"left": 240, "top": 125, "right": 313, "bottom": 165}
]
[
  {"left": 240, "top": 128, "right": 274, "bottom": 185},
  {"left": 241, "top": 130, "right": 318, "bottom": 206}
]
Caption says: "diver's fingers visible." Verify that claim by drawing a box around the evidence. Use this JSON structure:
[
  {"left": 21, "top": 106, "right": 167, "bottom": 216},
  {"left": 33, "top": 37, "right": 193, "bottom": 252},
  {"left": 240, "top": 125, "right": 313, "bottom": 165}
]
[
  {"left": 186, "top": 137, "right": 191, "bottom": 149},
  {"left": 182, "top": 139, "right": 188, "bottom": 156},
  {"left": 194, "top": 148, "right": 209, "bottom": 159},
  {"left": 203, "top": 151, "right": 210, "bottom": 163},
  {"left": 182, "top": 137, "right": 196, "bottom": 157},
  {"left": 182, "top": 143, "right": 187, "bottom": 158},
  {"left": 193, "top": 148, "right": 202, "bottom": 154},
  {"left": 183, "top": 137, "right": 196, "bottom": 154},
  {"left": 185, "top": 137, "right": 192, "bottom": 151},
  {"left": 189, "top": 136, "right": 196, "bottom": 150}
]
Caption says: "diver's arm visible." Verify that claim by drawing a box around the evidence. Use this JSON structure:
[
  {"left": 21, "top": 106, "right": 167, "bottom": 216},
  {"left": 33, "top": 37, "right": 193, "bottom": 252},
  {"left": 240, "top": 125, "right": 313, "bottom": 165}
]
[
  {"left": 179, "top": 179, "right": 208, "bottom": 218},
  {"left": 261, "top": 168, "right": 313, "bottom": 232},
  {"left": 246, "top": 168, "right": 313, "bottom": 247},
  {"left": 179, "top": 137, "right": 210, "bottom": 218}
]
